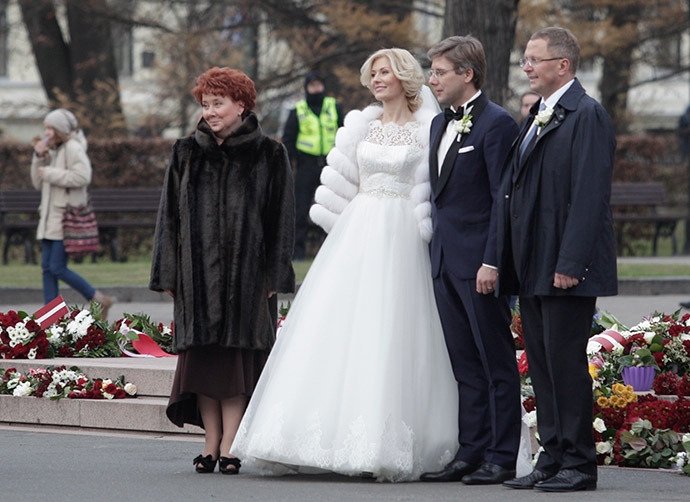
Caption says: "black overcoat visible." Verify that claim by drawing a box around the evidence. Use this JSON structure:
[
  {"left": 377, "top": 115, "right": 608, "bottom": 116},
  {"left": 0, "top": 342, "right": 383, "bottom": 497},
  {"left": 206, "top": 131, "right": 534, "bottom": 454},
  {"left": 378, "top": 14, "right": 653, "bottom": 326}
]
[
  {"left": 497, "top": 79, "right": 618, "bottom": 297},
  {"left": 150, "top": 114, "right": 295, "bottom": 352}
]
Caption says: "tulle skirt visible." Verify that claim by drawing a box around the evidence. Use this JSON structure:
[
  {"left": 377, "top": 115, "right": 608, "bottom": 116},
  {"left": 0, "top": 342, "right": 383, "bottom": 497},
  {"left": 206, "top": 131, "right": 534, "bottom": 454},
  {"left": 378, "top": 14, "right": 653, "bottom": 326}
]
[{"left": 231, "top": 194, "right": 460, "bottom": 481}]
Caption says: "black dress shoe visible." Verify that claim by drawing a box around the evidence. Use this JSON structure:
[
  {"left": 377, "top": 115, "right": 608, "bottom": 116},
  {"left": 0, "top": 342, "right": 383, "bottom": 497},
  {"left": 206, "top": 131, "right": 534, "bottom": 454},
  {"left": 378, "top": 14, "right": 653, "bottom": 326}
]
[
  {"left": 534, "top": 468, "right": 597, "bottom": 492},
  {"left": 461, "top": 462, "right": 515, "bottom": 485},
  {"left": 681, "top": 302, "right": 690, "bottom": 309},
  {"left": 502, "top": 469, "right": 552, "bottom": 489},
  {"left": 420, "top": 459, "right": 479, "bottom": 482}
]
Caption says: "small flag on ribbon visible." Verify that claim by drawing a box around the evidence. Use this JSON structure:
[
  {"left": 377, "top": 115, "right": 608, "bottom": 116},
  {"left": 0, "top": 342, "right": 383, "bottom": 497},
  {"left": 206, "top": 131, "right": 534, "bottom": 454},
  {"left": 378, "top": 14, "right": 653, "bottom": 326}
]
[
  {"left": 587, "top": 328, "right": 626, "bottom": 353},
  {"left": 33, "top": 295, "right": 69, "bottom": 329}
]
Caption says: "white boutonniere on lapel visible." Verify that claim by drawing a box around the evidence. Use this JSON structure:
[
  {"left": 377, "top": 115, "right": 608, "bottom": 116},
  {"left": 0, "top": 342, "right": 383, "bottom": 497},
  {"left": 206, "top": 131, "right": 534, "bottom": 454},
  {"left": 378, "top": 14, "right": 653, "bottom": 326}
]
[
  {"left": 534, "top": 107, "right": 554, "bottom": 130},
  {"left": 454, "top": 114, "right": 473, "bottom": 141}
]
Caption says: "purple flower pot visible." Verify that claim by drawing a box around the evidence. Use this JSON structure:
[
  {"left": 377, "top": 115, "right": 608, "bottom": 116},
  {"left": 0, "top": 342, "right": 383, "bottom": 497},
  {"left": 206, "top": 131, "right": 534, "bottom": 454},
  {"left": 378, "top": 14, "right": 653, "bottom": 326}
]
[{"left": 621, "top": 366, "right": 656, "bottom": 392}]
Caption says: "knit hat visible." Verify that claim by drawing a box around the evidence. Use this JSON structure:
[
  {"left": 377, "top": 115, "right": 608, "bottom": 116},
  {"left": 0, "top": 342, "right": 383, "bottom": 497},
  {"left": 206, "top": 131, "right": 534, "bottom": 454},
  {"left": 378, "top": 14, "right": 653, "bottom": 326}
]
[
  {"left": 44, "top": 109, "right": 79, "bottom": 135},
  {"left": 304, "top": 71, "right": 325, "bottom": 89}
]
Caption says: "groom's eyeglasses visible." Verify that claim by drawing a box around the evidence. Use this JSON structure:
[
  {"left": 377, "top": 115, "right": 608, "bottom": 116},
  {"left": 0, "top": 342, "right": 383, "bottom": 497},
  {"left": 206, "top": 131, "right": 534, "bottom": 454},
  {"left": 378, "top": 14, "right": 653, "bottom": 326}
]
[{"left": 428, "top": 68, "right": 454, "bottom": 79}]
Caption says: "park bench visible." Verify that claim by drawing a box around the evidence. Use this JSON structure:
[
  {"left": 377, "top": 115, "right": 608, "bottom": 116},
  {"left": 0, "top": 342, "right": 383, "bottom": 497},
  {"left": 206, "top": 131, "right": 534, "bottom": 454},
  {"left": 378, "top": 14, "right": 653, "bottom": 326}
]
[
  {"left": 610, "top": 181, "right": 686, "bottom": 255},
  {"left": 0, "top": 188, "right": 162, "bottom": 264}
]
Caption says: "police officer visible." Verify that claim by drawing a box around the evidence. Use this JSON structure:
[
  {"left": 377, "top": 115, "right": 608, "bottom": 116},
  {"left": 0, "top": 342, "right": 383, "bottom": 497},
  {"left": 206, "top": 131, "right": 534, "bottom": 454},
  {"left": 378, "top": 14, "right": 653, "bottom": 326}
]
[{"left": 283, "top": 71, "right": 344, "bottom": 260}]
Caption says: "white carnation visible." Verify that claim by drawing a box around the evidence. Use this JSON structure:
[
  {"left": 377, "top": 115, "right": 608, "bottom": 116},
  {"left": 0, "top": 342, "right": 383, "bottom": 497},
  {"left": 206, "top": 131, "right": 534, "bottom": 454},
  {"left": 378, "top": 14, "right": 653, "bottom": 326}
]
[
  {"left": 596, "top": 441, "right": 612, "bottom": 455},
  {"left": 12, "top": 381, "right": 33, "bottom": 397},
  {"left": 522, "top": 410, "right": 538, "bottom": 428}
]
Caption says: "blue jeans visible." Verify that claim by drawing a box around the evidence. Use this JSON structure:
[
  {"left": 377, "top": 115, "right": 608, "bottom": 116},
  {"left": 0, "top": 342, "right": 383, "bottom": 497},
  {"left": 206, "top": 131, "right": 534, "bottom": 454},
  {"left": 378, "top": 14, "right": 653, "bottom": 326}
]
[{"left": 41, "top": 239, "right": 95, "bottom": 304}]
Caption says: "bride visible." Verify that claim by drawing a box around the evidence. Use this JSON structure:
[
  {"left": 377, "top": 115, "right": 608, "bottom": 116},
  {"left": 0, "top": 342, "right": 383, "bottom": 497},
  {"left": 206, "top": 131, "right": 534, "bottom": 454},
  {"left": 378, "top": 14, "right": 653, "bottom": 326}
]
[{"left": 231, "top": 48, "right": 529, "bottom": 481}]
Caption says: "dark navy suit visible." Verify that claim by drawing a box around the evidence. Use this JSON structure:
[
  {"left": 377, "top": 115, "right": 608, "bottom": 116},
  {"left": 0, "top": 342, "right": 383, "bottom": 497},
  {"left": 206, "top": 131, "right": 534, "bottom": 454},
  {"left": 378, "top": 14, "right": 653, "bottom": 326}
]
[
  {"left": 429, "top": 93, "right": 521, "bottom": 469},
  {"left": 497, "top": 78, "right": 617, "bottom": 476}
]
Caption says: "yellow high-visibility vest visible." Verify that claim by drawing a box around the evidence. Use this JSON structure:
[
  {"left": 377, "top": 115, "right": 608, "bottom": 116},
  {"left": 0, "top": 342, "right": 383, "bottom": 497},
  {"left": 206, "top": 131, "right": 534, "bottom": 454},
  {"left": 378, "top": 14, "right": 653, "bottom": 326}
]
[{"left": 295, "top": 97, "right": 338, "bottom": 156}]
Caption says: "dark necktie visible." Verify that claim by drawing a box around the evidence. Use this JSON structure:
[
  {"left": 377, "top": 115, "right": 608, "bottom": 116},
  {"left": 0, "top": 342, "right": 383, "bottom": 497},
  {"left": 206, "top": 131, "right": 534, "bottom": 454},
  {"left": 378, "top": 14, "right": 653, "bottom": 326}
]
[
  {"left": 443, "top": 97, "right": 478, "bottom": 123},
  {"left": 519, "top": 102, "right": 546, "bottom": 160}
]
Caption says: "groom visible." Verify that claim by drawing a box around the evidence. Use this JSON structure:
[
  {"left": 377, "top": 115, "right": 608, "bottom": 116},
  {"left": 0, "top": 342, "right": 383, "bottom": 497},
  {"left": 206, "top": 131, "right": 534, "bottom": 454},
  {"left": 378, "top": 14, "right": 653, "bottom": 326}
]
[{"left": 420, "top": 35, "right": 522, "bottom": 485}]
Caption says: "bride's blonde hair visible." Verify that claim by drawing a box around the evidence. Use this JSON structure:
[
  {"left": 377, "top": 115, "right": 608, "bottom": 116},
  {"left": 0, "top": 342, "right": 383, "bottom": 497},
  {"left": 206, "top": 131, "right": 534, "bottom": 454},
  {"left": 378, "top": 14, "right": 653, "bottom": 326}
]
[{"left": 359, "top": 48, "right": 425, "bottom": 112}]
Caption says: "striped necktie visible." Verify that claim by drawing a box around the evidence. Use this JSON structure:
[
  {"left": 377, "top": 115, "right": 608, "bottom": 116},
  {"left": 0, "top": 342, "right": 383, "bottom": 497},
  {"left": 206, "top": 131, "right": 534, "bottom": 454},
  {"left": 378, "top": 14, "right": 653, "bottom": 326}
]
[{"left": 519, "top": 102, "right": 546, "bottom": 160}]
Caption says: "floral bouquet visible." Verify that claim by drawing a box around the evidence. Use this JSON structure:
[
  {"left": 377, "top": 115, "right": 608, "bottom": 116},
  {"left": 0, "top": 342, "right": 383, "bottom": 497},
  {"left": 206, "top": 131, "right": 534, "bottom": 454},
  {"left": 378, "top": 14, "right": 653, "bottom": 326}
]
[
  {"left": 0, "top": 310, "right": 51, "bottom": 359},
  {"left": 115, "top": 313, "right": 174, "bottom": 355},
  {"left": 0, "top": 365, "right": 137, "bottom": 400},
  {"left": 44, "top": 304, "right": 121, "bottom": 358}
]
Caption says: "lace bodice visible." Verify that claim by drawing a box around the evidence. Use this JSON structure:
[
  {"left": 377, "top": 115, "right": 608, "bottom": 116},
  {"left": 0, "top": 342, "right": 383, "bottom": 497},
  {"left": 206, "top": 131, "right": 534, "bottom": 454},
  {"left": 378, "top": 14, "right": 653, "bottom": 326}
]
[{"left": 357, "top": 120, "right": 425, "bottom": 198}]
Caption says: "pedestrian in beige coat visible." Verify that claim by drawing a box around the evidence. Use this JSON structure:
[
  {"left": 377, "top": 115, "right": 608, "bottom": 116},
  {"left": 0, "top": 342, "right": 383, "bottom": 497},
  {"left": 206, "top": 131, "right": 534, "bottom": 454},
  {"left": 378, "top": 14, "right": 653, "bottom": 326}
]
[{"left": 31, "top": 108, "right": 114, "bottom": 317}]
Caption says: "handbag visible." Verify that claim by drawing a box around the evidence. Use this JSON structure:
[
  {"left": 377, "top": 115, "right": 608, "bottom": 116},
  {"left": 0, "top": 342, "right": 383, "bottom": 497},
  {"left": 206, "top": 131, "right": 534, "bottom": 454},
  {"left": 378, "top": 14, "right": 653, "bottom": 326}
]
[{"left": 62, "top": 202, "right": 100, "bottom": 256}]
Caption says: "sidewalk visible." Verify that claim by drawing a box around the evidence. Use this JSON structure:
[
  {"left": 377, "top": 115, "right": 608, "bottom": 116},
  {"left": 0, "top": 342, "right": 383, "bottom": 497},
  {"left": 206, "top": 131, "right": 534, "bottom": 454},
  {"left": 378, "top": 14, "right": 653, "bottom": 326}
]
[{"left": 1, "top": 423, "right": 688, "bottom": 502}]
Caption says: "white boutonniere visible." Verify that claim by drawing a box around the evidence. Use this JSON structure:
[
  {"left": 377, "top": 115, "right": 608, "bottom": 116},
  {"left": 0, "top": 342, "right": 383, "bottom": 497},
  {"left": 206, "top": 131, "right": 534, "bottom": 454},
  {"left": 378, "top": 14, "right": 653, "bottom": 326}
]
[
  {"left": 534, "top": 107, "right": 553, "bottom": 129},
  {"left": 454, "top": 114, "right": 473, "bottom": 140}
]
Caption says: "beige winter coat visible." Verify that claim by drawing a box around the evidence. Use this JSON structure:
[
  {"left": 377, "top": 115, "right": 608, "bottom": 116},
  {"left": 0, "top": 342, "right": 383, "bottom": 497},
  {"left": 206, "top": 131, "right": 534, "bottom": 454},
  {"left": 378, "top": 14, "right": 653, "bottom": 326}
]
[{"left": 30, "top": 135, "right": 92, "bottom": 240}]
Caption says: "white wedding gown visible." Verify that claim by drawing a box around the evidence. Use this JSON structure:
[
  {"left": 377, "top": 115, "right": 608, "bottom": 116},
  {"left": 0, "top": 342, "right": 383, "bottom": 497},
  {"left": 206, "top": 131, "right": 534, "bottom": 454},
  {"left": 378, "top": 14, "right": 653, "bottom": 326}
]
[
  {"left": 231, "top": 120, "right": 459, "bottom": 481},
  {"left": 231, "top": 120, "right": 532, "bottom": 481}
]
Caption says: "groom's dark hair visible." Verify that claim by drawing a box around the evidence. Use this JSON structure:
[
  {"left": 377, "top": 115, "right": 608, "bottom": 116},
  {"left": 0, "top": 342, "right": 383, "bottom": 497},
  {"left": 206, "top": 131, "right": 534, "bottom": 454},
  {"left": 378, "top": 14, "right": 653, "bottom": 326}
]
[{"left": 427, "top": 35, "right": 486, "bottom": 90}]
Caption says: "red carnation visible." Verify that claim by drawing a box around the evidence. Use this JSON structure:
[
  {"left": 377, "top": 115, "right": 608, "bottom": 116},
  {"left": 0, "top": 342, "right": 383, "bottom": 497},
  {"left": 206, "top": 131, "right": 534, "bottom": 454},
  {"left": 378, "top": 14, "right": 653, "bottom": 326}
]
[
  {"left": 518, "top": 351, "right": 529, "bottom": 375},
  {"left": 523, "top": 395, "right": 536, "bottom": 413},
  {"left": 653, "top": 371, "right": 679, "bottom": 395},
  {"left": 676, "top": 374, "right": 690, "bottom": 397},
  {"left": 104, "top": 383, "right": 118, "bottom": 394}
]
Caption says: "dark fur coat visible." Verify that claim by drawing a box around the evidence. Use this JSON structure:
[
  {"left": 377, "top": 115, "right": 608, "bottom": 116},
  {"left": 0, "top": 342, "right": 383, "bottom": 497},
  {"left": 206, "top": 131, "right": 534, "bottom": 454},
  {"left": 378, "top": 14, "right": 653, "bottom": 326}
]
[{"left": 150, "top": 113, "right": 295, "bottom": 352}]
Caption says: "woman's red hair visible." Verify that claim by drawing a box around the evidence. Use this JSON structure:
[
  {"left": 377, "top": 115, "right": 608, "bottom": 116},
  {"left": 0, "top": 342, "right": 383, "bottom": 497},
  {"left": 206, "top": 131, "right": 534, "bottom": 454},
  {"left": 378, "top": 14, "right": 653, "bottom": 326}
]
[{"left": 192, "top": 67, "right": 256, "bottom": 112}]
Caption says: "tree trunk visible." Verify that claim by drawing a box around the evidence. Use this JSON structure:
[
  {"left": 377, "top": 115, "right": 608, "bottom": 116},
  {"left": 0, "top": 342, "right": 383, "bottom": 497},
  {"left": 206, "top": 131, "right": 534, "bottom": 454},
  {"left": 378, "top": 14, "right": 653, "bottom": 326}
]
[
  {"left": 444, "top": 0, "right": 520, "bottom": 106},
  {"left": 65, "top": 0, "right": 119, "bottom": 95},
  {"left": 17, "top": 0, "right": 73, "bottom": 104},
  {"left": 598, "top": 2, "right": 641, "bottom": 135},
  {"left": 18, "top": 0, "right": 125, "bottom": 136}
]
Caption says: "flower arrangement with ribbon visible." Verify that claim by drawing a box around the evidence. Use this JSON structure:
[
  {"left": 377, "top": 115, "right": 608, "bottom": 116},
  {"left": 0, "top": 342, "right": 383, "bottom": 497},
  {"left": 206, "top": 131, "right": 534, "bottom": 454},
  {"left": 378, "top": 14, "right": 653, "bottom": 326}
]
[
  {"left": 0, "top": 311, "right": 49, "bottom": 359},
  {"left": 45, "top": 307, "right": 121, "bottom": 358},
  {"left": 0, "top": 365, "right": 137, "bottom": 400}
]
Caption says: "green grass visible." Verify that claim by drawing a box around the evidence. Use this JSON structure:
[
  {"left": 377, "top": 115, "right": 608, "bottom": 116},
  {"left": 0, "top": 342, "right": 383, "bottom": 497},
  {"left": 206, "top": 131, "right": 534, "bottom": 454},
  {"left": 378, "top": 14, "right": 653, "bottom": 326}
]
[
  {"left": 616, "top": 263, "right": 690, "bottom": 278},
  {"left": 0, "top": 258, "right": 315, "bottom": 288},
  {"left": 1, "top": 256, "right": 688, "bottom": 288}
]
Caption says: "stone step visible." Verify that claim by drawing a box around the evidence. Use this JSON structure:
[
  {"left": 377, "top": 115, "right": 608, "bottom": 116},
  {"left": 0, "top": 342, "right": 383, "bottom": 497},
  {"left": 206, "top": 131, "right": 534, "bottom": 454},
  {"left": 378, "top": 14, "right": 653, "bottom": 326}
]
[
  {"left": 0, "top": 356, "right": 202, "bottom": 436},
  {"left": 2, "top": 357, "right": 177, "bottom": 398},
  {"left": 0, "top": 394, "right": 201, "bottom": 435}
]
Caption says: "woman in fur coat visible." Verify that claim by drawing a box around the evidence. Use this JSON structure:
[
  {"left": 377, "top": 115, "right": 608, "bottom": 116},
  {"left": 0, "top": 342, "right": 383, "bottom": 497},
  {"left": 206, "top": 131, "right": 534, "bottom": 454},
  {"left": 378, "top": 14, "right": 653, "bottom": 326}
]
[
  {"left": 31, "top": 108, "right": 114, "bottom": 317},
  {"left": 150, "top": 67, "right": 295, "bottom": 475},
  {"left": 231, "top": 49, "right": 459, "bottom": 481}
]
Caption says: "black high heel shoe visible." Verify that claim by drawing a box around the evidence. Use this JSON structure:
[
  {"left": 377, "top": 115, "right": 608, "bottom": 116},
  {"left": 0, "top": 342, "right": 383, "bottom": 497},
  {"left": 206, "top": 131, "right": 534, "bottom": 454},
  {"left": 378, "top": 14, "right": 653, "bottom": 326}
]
[
  {"left": 193, "top": 454, "right": 218, "bottom": 473},
  {"left": 218, "top": 456, "right": 241, "bottom": 475}
]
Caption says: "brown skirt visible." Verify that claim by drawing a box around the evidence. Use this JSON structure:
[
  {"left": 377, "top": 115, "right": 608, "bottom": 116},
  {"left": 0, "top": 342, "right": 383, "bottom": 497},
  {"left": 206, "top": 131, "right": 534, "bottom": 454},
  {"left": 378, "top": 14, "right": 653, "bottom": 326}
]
[{"left": 166, "top": 344, "right": 269, "bottom": 428}]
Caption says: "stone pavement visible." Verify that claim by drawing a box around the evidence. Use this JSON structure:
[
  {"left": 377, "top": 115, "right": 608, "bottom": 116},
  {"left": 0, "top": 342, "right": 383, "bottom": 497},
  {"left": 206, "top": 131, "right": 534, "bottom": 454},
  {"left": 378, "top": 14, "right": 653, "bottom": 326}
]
[{"left": 1, "top": 424, "right": 688, "bottom": 502}]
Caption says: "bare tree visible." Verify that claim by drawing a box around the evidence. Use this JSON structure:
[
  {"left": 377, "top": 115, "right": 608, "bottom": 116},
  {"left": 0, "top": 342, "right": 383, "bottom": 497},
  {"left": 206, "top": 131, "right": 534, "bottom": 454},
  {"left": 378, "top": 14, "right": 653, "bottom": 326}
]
[
  {"left": 18, "top": 0, "right": 126, "bottom": 136},
  {"left": 16, "top": 0, "right": 439, "bottom": 136},
  {"left": 518, "top": 0, "right": 690, "bottom": 134}
]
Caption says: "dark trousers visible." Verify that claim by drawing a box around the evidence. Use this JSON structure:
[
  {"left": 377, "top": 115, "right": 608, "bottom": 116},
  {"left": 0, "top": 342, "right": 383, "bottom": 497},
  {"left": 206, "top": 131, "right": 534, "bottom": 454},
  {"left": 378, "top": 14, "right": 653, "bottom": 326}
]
[
  {"left": 519, "top": 295, "right": 598, "bottom": 476},
  {"left": 293, "top": 154, "right": 326, "bottom": 260},
  {"left": 433, "top": 266, "right": 521, "bottom": 469}
]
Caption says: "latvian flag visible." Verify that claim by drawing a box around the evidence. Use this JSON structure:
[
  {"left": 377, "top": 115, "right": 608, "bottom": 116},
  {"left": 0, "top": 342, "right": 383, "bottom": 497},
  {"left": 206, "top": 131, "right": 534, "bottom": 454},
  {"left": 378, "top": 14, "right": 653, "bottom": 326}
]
[
  {"left": 33, "top": 295, "right": 69, "bottom": 329},
  {"left": 587, "top": 328, "right": 627, "bottom": 354}
]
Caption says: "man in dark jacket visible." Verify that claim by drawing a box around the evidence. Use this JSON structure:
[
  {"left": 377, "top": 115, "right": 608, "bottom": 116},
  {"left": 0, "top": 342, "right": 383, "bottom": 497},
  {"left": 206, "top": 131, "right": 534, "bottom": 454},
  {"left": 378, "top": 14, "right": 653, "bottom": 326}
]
[
  {"left": 498, "top": 27, "right": 617, "bottom": 492},
  {"left": 420, "top": 35, "right": 521, "bottom": 486},
  {"left": 283, "top": 71, "right": 344, "bottom": 260}
]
